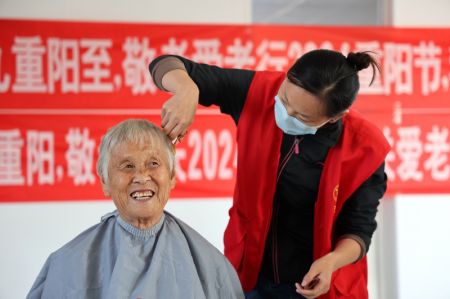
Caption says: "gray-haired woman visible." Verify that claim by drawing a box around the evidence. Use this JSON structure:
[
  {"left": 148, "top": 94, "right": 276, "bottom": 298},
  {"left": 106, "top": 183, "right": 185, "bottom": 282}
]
[{"left": 27, "top": 119, "right": 244, "bottom": 299}]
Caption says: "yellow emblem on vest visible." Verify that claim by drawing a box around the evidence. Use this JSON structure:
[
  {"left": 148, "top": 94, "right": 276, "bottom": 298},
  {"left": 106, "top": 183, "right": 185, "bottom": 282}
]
[{"left": 333, "top": 184, "right": 339, "bottom": 213}]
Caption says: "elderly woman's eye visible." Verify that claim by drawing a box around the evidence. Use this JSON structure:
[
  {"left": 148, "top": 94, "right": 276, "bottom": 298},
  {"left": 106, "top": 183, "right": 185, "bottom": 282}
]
[
  {"left": 124, "top": 164, "right": 134, "bottom": 169},
  {"left": 150, "top": 161, "right": 159, "bottom": 167}
]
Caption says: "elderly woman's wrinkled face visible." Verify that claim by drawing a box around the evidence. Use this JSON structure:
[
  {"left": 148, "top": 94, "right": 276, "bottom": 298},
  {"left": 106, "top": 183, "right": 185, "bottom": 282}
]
[{"left": 102, "top": 137, "right": 175, "bottom": 229}]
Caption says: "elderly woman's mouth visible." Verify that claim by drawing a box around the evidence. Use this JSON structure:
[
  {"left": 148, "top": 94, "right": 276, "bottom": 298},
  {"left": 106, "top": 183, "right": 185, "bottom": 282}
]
[{"left": 130, "top": 190, "right": 155, "bottom": 201}]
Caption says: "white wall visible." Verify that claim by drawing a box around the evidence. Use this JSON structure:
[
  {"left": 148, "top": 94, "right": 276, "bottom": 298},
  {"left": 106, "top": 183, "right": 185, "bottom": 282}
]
[
  {"left": 0, "top": 1, "right": 251, "bottom": 298},
  {"left": 395, "top": 196, "right": 450, "bottom": 299},
  {"left": 1, "top": 1, "right": 450, "bottom": 299},
  {"left": 392, "top": 0, "right": 450, "bottom": 27},
  {"left": 387, "top": 1, "right": 450, "bottom": 298},
  {"left": 0, "top": 0, "right": 251, "bottom": 24},
  {"left": 368, "top": 195, "right": 450, "bottom": 299}
]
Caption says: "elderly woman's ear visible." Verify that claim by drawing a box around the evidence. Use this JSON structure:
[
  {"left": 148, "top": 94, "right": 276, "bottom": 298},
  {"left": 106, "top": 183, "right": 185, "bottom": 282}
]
[
  {"left": 101, "top": 178, "right": 111, "bottom": 197},
  {"left": 170, "top": 175, "right": 176, "bottom": 190}
]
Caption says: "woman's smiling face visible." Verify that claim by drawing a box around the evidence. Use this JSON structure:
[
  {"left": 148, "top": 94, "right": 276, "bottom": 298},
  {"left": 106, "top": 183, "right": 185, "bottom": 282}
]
[{"left": 102, "top": 137, "right": 175, "bottom": 229}]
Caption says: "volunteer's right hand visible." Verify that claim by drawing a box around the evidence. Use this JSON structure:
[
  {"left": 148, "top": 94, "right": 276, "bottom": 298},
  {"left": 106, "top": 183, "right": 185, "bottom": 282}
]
[
  {"left": 161, "top": 85, "right": 199, "bottom": 142},
  {"left": 160, "top": 69, "right": 199, "bottom": 142}
]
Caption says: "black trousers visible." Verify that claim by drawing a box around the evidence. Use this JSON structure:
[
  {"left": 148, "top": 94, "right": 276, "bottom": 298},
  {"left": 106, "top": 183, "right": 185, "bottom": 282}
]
[{"left": 244, "top": 274, "right": 307, "bottom": 299}]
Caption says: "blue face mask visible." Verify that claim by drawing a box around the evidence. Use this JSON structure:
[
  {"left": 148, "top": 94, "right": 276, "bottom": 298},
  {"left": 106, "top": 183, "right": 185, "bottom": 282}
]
[{"left": 274, "top": 95, "right": 327, "bottom": 135}]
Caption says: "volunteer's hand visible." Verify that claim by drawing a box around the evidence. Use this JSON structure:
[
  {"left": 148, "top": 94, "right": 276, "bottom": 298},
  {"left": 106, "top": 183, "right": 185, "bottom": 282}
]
[
  {"left": 295, "top": 253, "right": 335, "bottom": 299},
  {"left": 160, "top": 69, "right": 199, "bottom": 142},
  {"left": 296, "top": 238, "right": 361, "bottom": 298}
]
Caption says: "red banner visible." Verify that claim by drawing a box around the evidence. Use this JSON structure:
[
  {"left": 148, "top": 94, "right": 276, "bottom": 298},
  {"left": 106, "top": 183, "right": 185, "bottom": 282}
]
[{"left": 1, "top": 19, "right": 449, "bottom": 201}]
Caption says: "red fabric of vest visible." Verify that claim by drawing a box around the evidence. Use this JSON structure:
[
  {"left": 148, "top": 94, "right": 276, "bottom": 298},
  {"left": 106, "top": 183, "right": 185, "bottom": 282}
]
[{"left": 223, "top": 71, "right": 390, "bottom": 298}]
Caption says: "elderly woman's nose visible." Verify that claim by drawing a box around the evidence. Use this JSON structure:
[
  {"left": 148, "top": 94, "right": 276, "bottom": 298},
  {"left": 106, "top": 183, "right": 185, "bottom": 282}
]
[{"left": 132, "top": 167, "right": 152, "bottom": 183}]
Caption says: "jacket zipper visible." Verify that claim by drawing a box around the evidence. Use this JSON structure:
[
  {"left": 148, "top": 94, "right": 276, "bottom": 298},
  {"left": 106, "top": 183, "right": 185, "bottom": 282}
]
[{"left": 272, "top": 136, "right": 301, "bottom": 283}]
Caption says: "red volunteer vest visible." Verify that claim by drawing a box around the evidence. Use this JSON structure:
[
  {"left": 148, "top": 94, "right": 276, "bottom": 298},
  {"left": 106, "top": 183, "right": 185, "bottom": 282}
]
[{"left": 223, "top": 71, "right": 390, "bottom": 298}]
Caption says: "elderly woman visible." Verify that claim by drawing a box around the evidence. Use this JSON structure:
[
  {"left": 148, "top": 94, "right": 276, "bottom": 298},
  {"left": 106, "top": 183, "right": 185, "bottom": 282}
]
[{"left": 27, "top": 119, "right": 244, "bottom": 299}]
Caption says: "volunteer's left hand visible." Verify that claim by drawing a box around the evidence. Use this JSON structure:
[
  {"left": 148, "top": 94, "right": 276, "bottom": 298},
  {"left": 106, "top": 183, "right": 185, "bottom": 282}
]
[{"left": 295, "top": 253, "right": 336, "bottom": 299}]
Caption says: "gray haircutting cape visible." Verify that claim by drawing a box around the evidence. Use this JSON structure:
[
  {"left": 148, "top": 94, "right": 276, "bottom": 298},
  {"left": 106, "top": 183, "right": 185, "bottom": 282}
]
[{"left": 27, "top": 211, "right": 244, "bottom": 299}]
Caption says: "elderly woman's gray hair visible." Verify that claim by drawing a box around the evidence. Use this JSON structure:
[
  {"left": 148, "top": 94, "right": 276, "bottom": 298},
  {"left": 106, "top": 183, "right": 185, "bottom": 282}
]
[{"left": 96, "top": 119, "right": 175, "bottom": 183}]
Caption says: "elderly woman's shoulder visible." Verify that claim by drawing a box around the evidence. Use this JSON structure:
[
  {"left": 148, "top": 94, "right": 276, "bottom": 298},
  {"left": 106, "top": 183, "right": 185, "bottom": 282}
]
[
  {"left": 164, "top": 212, "right": 218, "bottom": 246},
  {"left": 163, "top": 211, "right": 241, "bottom": 288},
  {"left": 48, "top": 211, "right": 117, "bottom": 261},
  {"left": 163, "top": 212, "right": 228, "bottom": 258}
]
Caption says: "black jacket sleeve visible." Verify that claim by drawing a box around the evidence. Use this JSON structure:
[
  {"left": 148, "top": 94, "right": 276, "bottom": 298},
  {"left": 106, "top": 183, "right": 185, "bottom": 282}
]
[
  {"left": 149, "top": 55, "right": 255, "bottom": 124},
  {"left": 333, "top": 162, "right": 387, "bottom": 253}
]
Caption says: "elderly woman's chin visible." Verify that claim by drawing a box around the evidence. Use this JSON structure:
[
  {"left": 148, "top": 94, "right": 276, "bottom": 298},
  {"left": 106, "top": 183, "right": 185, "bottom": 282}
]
[{"left": 112, "top": 194, "right": 168, "bottom": 229}]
